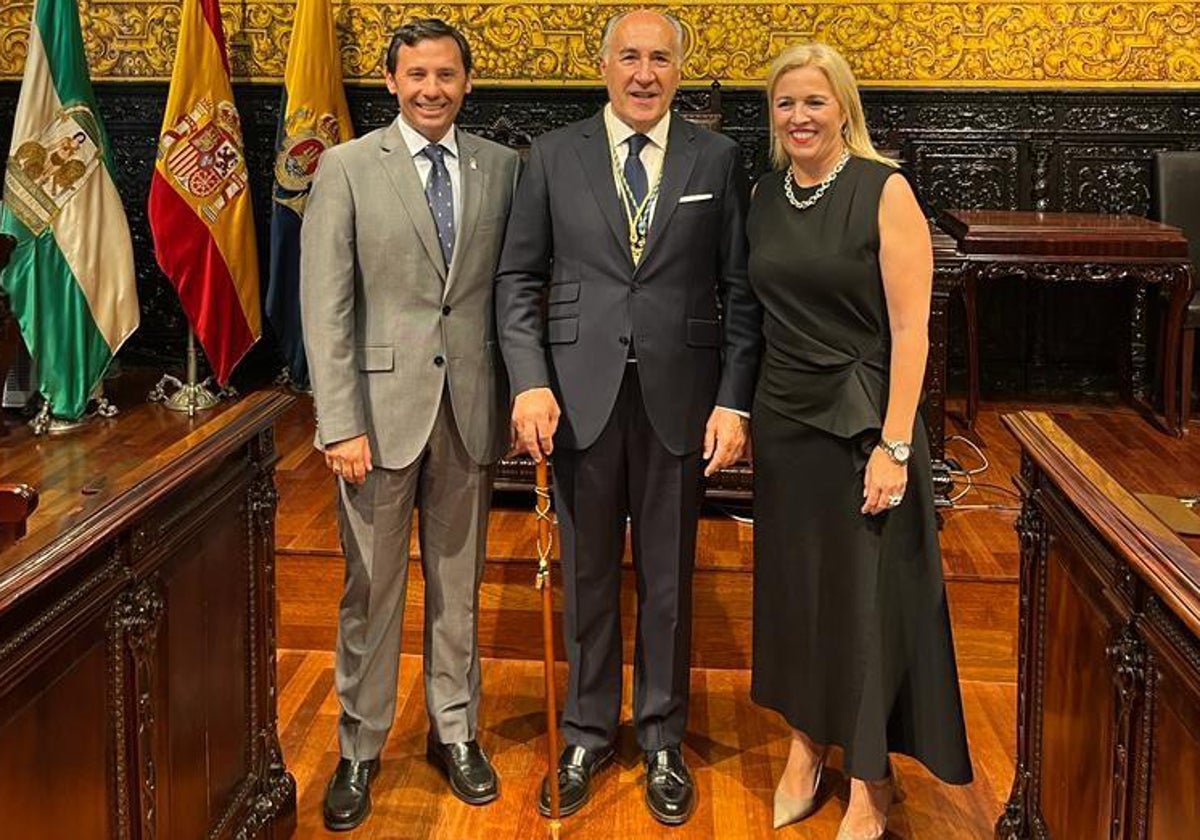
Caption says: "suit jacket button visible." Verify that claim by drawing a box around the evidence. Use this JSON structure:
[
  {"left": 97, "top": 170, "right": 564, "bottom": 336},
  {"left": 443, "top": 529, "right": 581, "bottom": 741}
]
[
  {"left": 442, "top": 305, "right": 452, "bottom": 315},
  {"left": 619, "top": 336, "right": 630, "bottom": 346},
  {"left": 434, "top": 355, "right": 445, "bottom": 366}
]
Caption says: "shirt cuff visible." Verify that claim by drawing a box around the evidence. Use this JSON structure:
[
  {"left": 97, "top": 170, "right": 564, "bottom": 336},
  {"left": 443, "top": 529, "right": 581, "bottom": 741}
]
[{"left": 715, "top": 405, "right": 750, "bottom": 419}]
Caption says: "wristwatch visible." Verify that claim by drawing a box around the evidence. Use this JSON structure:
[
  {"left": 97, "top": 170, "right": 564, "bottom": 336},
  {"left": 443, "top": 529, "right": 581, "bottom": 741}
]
[{"left": 878, "top": 437, "right": 912, "bottom": 465}]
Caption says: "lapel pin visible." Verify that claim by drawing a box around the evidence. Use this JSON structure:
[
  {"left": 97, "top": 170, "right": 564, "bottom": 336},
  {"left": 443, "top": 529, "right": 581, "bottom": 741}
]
[{"left": 469, "top": 157, "right": 478, "bottom": 170}]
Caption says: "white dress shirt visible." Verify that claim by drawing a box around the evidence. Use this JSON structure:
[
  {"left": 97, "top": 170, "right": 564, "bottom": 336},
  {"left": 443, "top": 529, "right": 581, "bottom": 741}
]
[{"left": 395, "top": 114, "right": 464, "bottom": 240}]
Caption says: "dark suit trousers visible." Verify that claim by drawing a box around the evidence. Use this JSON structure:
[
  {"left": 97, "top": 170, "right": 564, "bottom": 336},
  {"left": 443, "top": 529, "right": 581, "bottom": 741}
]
[{"left": 553, "top": 364, "right": 703, "bottom": 753}]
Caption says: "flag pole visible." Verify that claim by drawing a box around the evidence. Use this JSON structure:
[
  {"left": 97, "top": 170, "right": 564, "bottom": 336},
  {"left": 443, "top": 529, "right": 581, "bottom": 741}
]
[
  {"left": 534, "top": 458, "right": 562, "bottom": 839},
  {"left": 149, "top": 327, "right": 222, "bottom": 418}
]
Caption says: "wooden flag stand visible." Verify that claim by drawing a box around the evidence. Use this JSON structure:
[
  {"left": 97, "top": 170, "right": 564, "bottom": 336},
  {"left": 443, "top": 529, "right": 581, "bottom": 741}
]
[{"left": 534, "top": 459, "right": 563, "bottom": 839}]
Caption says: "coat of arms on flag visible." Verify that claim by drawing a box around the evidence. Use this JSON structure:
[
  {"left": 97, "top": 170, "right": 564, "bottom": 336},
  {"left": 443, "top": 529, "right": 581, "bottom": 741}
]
[
  {"left": 273, "top": 108, "right": 343, "bottom": 217},
  {"left": 159, "top": 97, "right": 249, "bottom": 224},
  {"left": 5, "top": 104, "right": 102, "bottom": 236}
]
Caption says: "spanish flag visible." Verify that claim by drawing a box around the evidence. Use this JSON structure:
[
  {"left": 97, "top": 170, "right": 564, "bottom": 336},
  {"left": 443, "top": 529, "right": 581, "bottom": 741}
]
[
  {"left": 147, "top": 0, "right": 260, "bottom": 385},
  {"left": 266, "top": 0, "right": 353, "bottom": 389}
]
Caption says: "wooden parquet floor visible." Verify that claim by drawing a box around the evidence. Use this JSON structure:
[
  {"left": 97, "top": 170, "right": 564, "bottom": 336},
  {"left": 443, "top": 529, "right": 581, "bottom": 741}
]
[
  {"left": 278, "top": 651, "right": 1015, "bottom": 840},
  {"left": 272, "top": 395, "right": 1200, "bottom": 838}
]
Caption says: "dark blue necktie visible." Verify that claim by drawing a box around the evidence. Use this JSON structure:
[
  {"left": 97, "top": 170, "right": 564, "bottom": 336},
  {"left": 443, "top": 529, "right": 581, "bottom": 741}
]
[
  {"left": 422, "top": 143, "right": 455, "bottom": 267},
  {"left": 624, "top": 133, "right": 650, "bottom": 208}
]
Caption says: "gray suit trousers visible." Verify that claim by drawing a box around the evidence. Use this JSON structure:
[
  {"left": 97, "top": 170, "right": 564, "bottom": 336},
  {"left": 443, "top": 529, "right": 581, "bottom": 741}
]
[{"left": 334, "top": 388, "right": 491, "bottom": 760}]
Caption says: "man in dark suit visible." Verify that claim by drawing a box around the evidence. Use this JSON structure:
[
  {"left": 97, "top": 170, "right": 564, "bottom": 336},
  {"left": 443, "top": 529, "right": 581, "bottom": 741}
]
[{"left": 495, "top": 9, "right": 760, "bottom": 826}]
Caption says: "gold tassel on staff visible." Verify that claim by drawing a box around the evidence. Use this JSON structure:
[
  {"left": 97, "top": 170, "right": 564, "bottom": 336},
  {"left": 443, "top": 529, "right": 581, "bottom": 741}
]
[{"left": 534, "top": 459, "right": 562, "bottom": 839}]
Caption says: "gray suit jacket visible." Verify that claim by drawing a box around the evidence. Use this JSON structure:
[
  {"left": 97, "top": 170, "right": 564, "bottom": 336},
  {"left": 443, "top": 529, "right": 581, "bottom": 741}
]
[
  {"left": 301, "top": 122, "right": 520, "bottom": 469},
  {"left": 496, "top": 111, "right": 762, "bottom": 455}
]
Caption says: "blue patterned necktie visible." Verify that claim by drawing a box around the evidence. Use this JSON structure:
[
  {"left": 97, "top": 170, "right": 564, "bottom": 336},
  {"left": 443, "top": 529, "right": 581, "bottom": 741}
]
[
  {"left": 624, "top": 133, "right": 650, "bottom": 208},
  {"left": 422, "top": 143, "right": 455, "bottom": 267}
]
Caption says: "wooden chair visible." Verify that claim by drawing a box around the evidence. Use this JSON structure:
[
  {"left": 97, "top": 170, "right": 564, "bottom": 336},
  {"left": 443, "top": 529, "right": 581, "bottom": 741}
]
[
  {"left": 1153, "top": 152, "right": 1200, "bottom": 429},
  {"left": 0, "top": 483, "right": 38, "bottom": 551}
]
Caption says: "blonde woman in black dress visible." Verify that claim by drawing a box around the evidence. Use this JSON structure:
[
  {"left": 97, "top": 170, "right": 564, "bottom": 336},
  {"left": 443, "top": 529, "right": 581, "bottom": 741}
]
[{"left": 748, "top": 43, "right": 972, "bottom": 839}]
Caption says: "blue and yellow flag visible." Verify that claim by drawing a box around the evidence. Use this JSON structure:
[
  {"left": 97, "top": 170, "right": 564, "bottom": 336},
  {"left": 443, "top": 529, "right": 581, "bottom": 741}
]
[{"left": 266, "top": 0, "right": 354, "bottom": 388}]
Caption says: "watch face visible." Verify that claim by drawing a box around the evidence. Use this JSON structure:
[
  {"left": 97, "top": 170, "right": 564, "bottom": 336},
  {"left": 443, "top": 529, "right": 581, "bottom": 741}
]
[{"left": 894, "top": 442, "right": 912, "bottom": 462}]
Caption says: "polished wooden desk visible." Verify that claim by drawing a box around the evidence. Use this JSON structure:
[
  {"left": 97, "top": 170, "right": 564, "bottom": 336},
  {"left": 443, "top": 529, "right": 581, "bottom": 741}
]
[
  {"left": 998, "top": 411, "right": 1200, "bottom": 839},
  {"left": 0, "top": 390, "right": 297, "bottom": 839},
  {"left": 936, "top": 211, "right": 1194, "bottom": 436}
]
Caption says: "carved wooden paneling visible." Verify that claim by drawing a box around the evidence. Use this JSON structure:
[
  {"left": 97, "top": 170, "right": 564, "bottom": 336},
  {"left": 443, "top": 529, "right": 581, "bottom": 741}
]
[
  {"left": 1060, "top": 144, "right": 1170, "bottom": 217},
  {"left": 910, "top": 142, "right": 1022, "bottom": 211}
]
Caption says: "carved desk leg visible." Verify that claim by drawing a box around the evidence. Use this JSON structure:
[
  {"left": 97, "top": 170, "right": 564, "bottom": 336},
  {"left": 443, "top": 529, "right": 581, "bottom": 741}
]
[
  {"left": 927, "top": 289, "right": 951, "bottom": 464},
  {"left": 1161, "top": 265, "right": 1194, "bottom": 436},
  {"left": 1125, "top": 281, "right": 1150, "bottom": 410},
  {"left": 964, "top": 269, "right": 981, "bottom": 431},
  {"left": 929, "top": 254, "right": 965, "bottom": 465}
]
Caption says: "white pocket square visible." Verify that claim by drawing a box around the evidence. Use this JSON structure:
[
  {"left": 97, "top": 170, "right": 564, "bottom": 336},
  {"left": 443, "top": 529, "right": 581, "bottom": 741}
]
[{"left": 678, "top": 193, "right": 714, "bottom": 204}]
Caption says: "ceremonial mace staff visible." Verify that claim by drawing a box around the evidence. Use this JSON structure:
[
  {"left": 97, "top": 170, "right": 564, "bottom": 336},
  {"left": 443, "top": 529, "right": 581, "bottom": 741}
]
[{"left": 534, "top": 458, "right": 562, "bottom": 839}]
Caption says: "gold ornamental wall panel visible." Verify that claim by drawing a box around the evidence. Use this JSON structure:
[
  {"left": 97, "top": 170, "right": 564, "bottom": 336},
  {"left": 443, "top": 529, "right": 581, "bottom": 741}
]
[{"left": 3, "top": 1, "right": 1200, "bottom": 87}]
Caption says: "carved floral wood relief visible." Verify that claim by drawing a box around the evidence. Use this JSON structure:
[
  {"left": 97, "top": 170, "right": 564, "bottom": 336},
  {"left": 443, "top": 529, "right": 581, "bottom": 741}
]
[{"left": 2, "top": 1, "right": 1200, "bottom": 86}]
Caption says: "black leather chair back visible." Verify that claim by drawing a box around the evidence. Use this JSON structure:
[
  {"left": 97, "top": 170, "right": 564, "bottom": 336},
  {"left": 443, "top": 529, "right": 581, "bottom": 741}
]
[{"left": 1153, "top": 151, "right": 1200, "bottom": 326}]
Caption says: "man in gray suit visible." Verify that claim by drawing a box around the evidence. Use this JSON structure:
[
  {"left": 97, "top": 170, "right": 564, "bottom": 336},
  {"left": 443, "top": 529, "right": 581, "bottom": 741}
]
[
  {"left": 301, "top": 18, "right": 519, "bottom": 831},
  {"left": 496, "top": 9, "right": 761, "bottom": 826}
]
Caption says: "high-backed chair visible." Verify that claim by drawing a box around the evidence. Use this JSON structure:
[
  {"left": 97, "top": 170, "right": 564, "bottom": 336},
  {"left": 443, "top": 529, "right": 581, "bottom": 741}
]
[{"left": 1152, "top": 152, "right": 1200, "bottom": 429}]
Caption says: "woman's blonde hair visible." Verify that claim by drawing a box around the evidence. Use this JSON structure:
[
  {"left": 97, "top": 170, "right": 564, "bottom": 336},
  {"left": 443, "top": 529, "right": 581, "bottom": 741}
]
[{"left": 766, "top": 43, "right": 897, "bottom": 170}]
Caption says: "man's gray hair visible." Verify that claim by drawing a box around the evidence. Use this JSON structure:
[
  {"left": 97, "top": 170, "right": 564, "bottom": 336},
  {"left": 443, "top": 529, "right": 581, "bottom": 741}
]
[{"left": 600, "top": 9, "right": 685, "bottom": 60}]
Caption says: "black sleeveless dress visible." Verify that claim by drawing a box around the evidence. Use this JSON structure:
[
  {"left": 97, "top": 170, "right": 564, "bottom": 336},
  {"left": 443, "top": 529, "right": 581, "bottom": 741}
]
[{"left": 747, "top": 157, "right": 973, "bottom": 785}]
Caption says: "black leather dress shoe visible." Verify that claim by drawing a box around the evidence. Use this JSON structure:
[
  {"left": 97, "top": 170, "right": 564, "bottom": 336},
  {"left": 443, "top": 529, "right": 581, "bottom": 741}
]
[
  {"left": 323, "top": 757, "right": 379, "bottom": 831},
  {"left": 537, "top": 743, "right": 615, "bottom": 817},
  {"left": 426, "top": 736, "right": 499, "bottom": 805},
  {"left": 644, "top": 747, "right": 696, "bottom": 826}
]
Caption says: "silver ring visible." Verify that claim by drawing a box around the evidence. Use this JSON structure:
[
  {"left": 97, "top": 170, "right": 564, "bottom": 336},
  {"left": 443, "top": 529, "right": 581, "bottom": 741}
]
[{"left": 887, "top": 494, "right": 903, "bottom": 507}]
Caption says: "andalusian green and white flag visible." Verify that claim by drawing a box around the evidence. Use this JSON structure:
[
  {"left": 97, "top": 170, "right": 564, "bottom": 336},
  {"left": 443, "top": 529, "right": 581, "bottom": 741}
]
[{"left": 1, "top": 0, "right": 139, "bottom": 419}]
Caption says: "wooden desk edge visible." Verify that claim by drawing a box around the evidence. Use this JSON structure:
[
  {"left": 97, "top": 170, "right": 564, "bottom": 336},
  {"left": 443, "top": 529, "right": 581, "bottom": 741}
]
[
  {"left": 1002, "top": 410, "right": 1200, "bottom": 638},
  {"left": 0, "top": 390, "right": 295, "bottom": 612}
]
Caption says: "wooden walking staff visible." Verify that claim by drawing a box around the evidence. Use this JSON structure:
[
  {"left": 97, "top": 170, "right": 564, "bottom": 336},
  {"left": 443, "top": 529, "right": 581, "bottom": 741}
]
[{"left": 534, "top": 459, "right": 562, "bottom": 838}]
